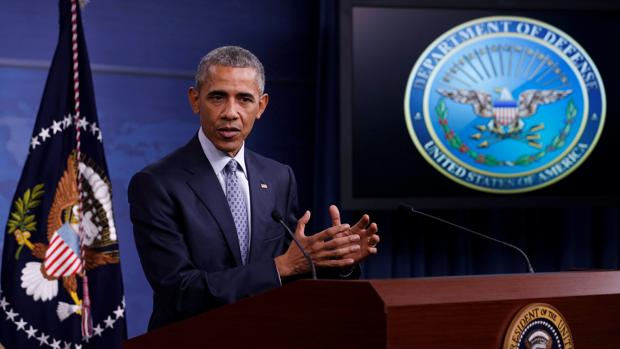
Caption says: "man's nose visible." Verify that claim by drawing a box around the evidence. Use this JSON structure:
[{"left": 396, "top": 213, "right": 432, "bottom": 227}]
[{"left": 221, "top": 98, "right": 239, "bottom": 119}]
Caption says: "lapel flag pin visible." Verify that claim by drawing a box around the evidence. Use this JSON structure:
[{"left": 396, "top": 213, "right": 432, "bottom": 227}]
[{"left": 260, "top": 183, "right": 268, "bottom": 189}]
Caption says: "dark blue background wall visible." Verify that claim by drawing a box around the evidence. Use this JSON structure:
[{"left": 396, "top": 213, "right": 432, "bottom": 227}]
[{"left": 1, "top": 0, "right": 619, "bottom": 340}]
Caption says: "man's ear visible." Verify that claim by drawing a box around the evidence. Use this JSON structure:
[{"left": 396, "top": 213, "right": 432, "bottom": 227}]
[
  {"left": 188, "top": 86, "right": 199, "bottom": 114},
  {"left": 256, "top": 93, "right": 269, "bottom": 120}
]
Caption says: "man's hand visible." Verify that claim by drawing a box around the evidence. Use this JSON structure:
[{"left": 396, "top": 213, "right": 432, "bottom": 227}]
[
  {"left": 274, "top": 211, "right": 361, "bottom": 278},
  {"left": 329, "top": 205, "right": 380, "bottom": 264}
]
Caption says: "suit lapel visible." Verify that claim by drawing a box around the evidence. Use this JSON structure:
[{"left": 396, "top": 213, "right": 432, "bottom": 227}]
[
  {"left": 246, "top": 150, "right": 274, "bottom": 262},
  {"left": 183, "top": 136, "right": 243, "bottom": 266}
]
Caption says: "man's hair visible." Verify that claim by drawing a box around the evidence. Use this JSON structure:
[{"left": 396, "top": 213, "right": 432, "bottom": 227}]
[{"left": 194, "top": 46, "right": 265, "bottom": 94}]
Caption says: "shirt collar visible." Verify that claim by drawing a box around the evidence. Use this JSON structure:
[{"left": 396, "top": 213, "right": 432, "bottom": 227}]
[{"left": 198, "top": 127, "right": 247, "bottom": 177}]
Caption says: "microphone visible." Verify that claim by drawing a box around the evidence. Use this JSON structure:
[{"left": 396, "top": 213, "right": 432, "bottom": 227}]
[
  {"left": 271, "top": 210, "right": 317, "bottom": 280},
  {"left": 399, "top": 204, "right": 535, "bottom": 273}
]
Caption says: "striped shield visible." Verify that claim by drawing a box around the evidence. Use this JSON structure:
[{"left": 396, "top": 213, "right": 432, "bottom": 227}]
[
  {"left": 43, "top": 223, "right": 83, "bottom": 278},
  {"left": 493, "top": 100, "right": 518, "bottom": 126}
]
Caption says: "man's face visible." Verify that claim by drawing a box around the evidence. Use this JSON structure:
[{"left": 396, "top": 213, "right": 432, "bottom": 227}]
[{"left": 188, "top": 65, "right": 269, "bottom": 157}]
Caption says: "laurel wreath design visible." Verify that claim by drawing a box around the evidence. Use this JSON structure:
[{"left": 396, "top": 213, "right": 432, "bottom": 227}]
[
  {"left": 435, "top": 98, "right": 578, "bottom": 166},
  {"left": 6, "top": 184, "right": 45, "bottom": 260}
]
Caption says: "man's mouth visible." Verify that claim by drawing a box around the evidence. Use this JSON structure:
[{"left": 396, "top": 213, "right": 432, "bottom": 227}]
[{"left": 216, "top": 127, "right": 240, "bottom": 139}]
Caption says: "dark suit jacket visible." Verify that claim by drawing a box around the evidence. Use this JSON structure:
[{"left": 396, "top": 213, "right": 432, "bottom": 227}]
[{"left": 128, "top": 135, "right": 300, "bottom": 330}]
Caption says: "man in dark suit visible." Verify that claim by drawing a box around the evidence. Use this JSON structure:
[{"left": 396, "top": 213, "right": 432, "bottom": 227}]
[{"left": 128, "top": 46, "right": 379, "bottom": 330}]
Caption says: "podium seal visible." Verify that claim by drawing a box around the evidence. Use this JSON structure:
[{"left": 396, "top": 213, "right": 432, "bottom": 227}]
[
  {"left": 504, "top": 303, "right": 574, "bottom": 349},
  {"left": 404, "top": 16, "right": 606, "bottom": 193}
]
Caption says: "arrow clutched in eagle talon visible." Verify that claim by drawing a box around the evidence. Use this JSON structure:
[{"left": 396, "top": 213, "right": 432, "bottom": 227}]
[
  {"left": 529, "top": 123, "right": 545, "bottom": 132},
  {"left": 526, "top": 134, "right": 541, "bottom": 140},
  {"left": 528, "top": 141, "right": 542, "bottom": 149},
  {"left": 57, "top": 301, "right": 82, "bottom": 321},
  {"left": 56, "top": 290, "right": 83, "bottom": 321}
]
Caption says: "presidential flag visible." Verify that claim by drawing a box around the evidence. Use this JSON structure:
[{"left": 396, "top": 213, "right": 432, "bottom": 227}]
[{"left": 0, "top": 0, "right": 126, "bottom": 348}]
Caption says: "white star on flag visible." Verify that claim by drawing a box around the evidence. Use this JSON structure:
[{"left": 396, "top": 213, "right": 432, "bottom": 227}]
[
  {"left": 63, "top": 115, "right": 72, "bottom": 128},
  {"left": 39, "top": 127, "right": 51, "bottom": 141},
  {"left": 114, "top": 305, "right": 124, "bottom": 319},
  {"left": 90, "top": 122, "right": 100, "bottom": 136},
  {"left": 5, "top": 308, "right": 17, "bottom": 321},
  {"left": 25, "top": 325, "right": 37, "bottom": 338},
  {"left": 36, "top": 332, "right": 49, "bottom": 346},
  {"left": 52, "top": 119, "right": 63, "bottom": 134},
  {"left": 93, "top": 324, "right": 104, "bottom": 337},
  {"left": 78, "top": 116, "right": 89, "bottom": 130},
  {"left": 15, "top": 318, "right": 27, "bottom": 331},
  {"left": 0, "top": 297, "right": 8, "bottom": 310},
  {"left": 31, "top": 136, "right": 40, "bottom": 149},
  {"left": 104, "top": 315, "right": 115, "bottom": 328}
]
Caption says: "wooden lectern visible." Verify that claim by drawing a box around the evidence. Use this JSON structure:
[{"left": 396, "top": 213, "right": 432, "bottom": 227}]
[{"left": 124, "top": 271, "right": 620, "bottom": 348}]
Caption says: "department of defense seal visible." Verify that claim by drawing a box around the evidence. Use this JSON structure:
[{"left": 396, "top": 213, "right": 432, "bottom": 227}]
[
  {"left": 504, "top": 303, "right": 574, "bottom": 349},
  {"left": 404, "top": 16, "right": 606, "bottom": 193}
]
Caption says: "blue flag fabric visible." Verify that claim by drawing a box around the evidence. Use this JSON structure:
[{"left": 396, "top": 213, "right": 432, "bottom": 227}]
[{"left": 0, "top": 0, "right": 127, "bottom": 348}]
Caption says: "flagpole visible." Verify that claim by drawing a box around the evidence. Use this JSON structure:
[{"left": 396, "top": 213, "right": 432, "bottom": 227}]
[{"left": 70, "top": 0, "right": 94, "bottom": 339}]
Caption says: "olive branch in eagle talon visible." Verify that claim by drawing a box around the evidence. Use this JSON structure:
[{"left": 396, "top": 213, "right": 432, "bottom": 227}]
[{"left": 7, "top": 184, "right": 45, "bottom": 260}]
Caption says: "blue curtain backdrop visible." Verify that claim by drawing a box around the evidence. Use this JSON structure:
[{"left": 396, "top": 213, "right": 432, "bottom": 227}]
[
  {"left": 1, "top": 0, "right": 618, "bottom": 339},
  {"left": 312, "top": 0, "right": 340, "bottom": 229}
]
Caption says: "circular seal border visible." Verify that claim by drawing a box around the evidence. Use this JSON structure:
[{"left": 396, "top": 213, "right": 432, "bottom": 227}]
[
  {"left": 503, "top": 303, "right": 574, "bottom": 349},
  {"left": 404, "top": 16, "right": 607, "bottom": 193}
]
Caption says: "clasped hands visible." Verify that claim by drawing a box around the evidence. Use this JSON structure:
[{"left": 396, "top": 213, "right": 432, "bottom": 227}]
[{"left": 275, "top": 205, "right": 379, "bottom": 278}]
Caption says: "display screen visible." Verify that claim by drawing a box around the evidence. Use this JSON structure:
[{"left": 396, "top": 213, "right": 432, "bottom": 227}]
[{"left": 340, "top": 2, "right": 620, "bottom": 208}]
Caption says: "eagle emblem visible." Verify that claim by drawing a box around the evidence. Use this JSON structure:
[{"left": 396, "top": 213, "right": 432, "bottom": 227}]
[
  {"left": 16, "top": 153, "right": 119, "bottom": 322},
  {"left": 438, "top": 87, "right": 572, "bottom": 140},
  {"left": 404, "top": 16, "right": 605, "bottom": 193}
]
